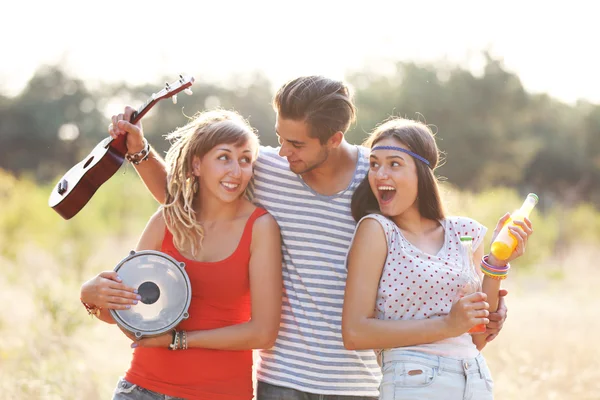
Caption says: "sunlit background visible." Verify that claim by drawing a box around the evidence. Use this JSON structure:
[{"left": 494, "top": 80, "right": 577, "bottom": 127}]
[
  {"left": 1, "top": 1, "right": 599, "bottom": 399},
  {"left": 4, "top": 0, "right": 600, "bottom": 104}
]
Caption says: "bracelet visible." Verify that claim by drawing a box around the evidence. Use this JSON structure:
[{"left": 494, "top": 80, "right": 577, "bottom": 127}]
[
  {"left": 480, "top": 267, "right": 508, "bottom": 280},
  {"left": 481, "top": 255, "right": 510, "bottom": 271},
  {"left": 481, "top": 263, "right": 509, "bottom": 273},
  {"left": 481, "top": 255, "right": 510, "bottom": 280},
  {"left": 169, "top": 330, "right": 179, "bottom": 351},
  {"left": 182, "top": 331, "right": 188, "bottom": 350},
  {"left": 81, "top": 300, "right": 101, "bottom": 318},
  {"left": 169, "top": 330, "right": 189, "bottom": 350},
  {"left": 125, "top": 139, "right": 150, "bottom": 165},
  {"left": 481, "top": 270, "right": 508, "bottom": 280}
]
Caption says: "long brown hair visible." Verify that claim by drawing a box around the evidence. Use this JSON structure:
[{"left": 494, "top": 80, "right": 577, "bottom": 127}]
[
  {"left": 162, "top": 109, "right": 258, "bottom": 257},
  {"left": 351, "top": 117, "right": 445, "bottom": 222}
]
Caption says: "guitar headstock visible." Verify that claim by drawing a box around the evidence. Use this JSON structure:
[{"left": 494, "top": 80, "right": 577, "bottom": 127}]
[
  {"left": 153, "top": 74, "right": 195, "bottom": 104},
  {"left": 131, "top": 75, "right": 195, "bottom": 123},
  {"left": 49, "top": 74, "right": 196, "bottom": 220}
]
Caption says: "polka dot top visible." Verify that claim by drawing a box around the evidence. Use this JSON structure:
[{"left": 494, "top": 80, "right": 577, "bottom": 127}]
[{"left": 360, "top": 213, "right": 487, "bottom": 359}]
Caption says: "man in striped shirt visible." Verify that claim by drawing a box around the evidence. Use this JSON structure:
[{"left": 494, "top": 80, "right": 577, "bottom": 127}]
[
  {"left": 112, "top": 75, "right": 507, "bottom": 399},
  {"left": 250, "top": 77, "right": 381, "bottom": 398}
]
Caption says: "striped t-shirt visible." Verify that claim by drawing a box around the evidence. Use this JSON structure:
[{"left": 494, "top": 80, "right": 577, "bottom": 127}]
[{"left": 251, "top": 145, "right": 382, "bottom": 396}]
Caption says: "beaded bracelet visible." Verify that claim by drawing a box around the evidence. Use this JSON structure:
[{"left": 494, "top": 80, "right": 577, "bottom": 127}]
[
  {"left": 182, "top": 331, "right": 188, "bottom": 350},
  {"left": 481, "top": 255, "right": 510, "bottom": 280},
  {"left": 125, "top": 139, "right": 150, "bottom": 165},
  {"left": 169, "top": 331, "right": 188, "bottom": 350}
]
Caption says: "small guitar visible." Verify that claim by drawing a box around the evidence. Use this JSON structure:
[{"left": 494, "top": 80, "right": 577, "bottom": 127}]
[{"left": 48, "top": 75, "right": 195, "bottom": 220}]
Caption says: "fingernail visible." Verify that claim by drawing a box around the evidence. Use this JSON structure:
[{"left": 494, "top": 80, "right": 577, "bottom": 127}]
[
  {"left": 116, "top": 275, "right": 122, "bottom": 282},
  {"left": 132, "top": 300, "right": 138, "bottom": 305},
  {"left": 126, "top": 305, "right": 131, "bottom": 309},
  {"left": 136, "top": 294, "right": 141, "bottom": 300},
  {"left": 131, "top": 343, "right": 138, "bottom": 348},
  {"left": 133, "top": 289, "right": 138, "bottom": 294}
]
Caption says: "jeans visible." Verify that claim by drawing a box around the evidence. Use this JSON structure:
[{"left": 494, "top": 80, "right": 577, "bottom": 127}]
[
  {"left": 379, "top": 350, "right": 494, "bottom": 400},
  {"left": 257, "top": 381, "right": 378, "bottom": 400},
  {"left": 112, "top": 378, "right": 186, "bottom": 400}
]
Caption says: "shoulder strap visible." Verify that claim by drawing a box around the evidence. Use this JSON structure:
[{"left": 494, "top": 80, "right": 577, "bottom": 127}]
[
  {"left": 160, "top": 224, "right": 176, "bottom": 254},
  {"left": 160, "top": 207, "right": 269, "bottom": 258},
  {"left": 237, "top": 207, "right": 269, "bottom": 250}
]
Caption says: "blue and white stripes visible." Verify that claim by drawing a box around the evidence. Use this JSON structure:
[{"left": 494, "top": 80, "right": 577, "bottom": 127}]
[{"left": 251, "top": 146, "right": 381, "bottom": 396}]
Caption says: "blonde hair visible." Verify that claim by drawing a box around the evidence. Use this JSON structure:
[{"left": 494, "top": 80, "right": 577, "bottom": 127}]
[{"left": 162, "top": 109, "right": 259, "bottom": 257}]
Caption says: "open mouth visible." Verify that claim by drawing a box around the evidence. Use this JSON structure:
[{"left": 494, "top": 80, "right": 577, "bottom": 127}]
[
  {"left": 221, "top": 182, "right": 240, "bottom": 192},
  {"left": 377, "top": 185, "right": 396, "bottom": 205}
]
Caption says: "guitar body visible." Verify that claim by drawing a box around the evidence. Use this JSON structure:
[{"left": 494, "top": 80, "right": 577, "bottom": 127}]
[
  {"left": 49, "top": 136, "right": 127, "bottom": 220},
  {"left": 48, "top": 75, "right": 194, "bottom": 220}
]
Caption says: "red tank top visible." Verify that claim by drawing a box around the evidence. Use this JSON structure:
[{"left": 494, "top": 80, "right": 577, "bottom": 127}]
[{"left": 124, "top": 207, "right": 267, "bottom": 400}]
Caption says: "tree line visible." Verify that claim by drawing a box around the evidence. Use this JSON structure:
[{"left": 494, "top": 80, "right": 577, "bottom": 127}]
[{"left": 1, "top": 53, "right": 598, "bottom": 208}]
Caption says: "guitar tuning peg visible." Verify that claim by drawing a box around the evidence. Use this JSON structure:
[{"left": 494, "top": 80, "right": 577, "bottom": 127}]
[
  {"left": 184, "top": 88, "right": 193, "bottom": 95},
  {"left": 165, "top": 82, "right": 171, "bottom": 90},
  {"left": 172, "top": 94, "right": 177, "bottom": 104}
]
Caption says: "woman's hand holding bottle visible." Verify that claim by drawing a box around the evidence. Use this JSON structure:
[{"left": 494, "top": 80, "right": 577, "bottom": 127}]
[{"left": 444, "top": 292, "right": 490, "bottom": 337}]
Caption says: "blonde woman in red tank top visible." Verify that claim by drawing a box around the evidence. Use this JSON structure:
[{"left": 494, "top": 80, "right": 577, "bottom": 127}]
[{"left": 80, "top": 108, "right": 282, "bottom": 400}]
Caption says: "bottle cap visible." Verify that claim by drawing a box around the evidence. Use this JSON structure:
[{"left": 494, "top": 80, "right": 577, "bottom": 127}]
[
  {"left": 460, "top": 236, "right": 474, "bottom": 242},
  {"left": 527, "top": 193, "right": 539, "bottom": 203}
]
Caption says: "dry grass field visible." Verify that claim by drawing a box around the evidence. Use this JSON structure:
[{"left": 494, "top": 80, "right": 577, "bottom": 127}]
[
  {"left": 2, "top": 245, "right": 597, "bottom": 400},
  {"left": 1, "top": 172, "right": 598, "bottom": 399}
]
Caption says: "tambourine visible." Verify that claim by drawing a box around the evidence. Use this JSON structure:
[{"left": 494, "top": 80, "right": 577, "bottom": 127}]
[{"left": 110, "top": 250, "right": 192, "bottom": 338}]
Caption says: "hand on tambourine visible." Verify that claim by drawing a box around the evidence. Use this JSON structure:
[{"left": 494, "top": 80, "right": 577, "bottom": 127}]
[
  {"left": 80, "top": 271, "right": 140, "bottom": 310},
  {"left": 108, "top": 106, "right": 146, "bottom": 154}
]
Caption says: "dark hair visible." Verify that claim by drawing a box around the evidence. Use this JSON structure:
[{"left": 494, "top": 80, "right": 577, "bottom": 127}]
[
  {"left": 273, "top": 76, "right": 356, "bottom": 144},
  {"left": 351, "top": 118, "right": 445, "bottom": 222}
]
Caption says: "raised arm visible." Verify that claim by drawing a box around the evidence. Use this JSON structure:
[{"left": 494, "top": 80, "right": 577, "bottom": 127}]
[
  {"left": 474, "top": 215, "right": 533, "bottom": 349},
  {"left": 342, "top": 218, "right": 490, "bottom": 350},
  {"left": 109, "top": 106, "right": 169, "bottom": 204}
]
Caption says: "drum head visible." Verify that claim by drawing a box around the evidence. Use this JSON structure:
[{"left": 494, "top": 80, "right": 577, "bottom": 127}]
[{"left": 109, "top": 250, "right": 192, "bottom": 338}]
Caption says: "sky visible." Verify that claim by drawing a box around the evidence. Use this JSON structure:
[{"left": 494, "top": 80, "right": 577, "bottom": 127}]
[{"left": 1, "top": 0, "right": 598, "bottom": 105}]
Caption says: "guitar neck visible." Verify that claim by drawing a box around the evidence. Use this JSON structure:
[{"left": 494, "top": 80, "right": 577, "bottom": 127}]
[
  {"left": 106, "top": 75, "right": 194, "bottom": 156},
  {"left": 131, "top": 95, "right": 158, "bottom": 124},
  {"left": 108, "top": 96, "right": 159, "bottom": 155}
]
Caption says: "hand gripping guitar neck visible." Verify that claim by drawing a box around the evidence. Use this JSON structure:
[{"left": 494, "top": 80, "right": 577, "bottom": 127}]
[{"left": 48, "top": 75, "right": 194, "bottom": 220}]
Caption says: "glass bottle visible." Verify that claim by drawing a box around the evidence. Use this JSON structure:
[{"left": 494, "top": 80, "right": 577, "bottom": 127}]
[
  {"left": 459, "top": 235, "right": 486, "bottom": 334},
  {"left": 491, "top": 193, "right": 538, "bottom": 260}
]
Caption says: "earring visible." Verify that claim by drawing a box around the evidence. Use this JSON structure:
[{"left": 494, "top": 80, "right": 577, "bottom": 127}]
[{"left": 192, "top": 177, "right": 199, "bottom": 194}]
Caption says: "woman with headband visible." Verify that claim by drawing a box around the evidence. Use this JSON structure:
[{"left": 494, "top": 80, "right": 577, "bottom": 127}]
[{"left": 341, "top": 118, "right": 533, "bottom": 399}]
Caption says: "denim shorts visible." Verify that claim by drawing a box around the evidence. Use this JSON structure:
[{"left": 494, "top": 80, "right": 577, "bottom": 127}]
[
  {"left": 379, "top": 350, "right": 494, "bottom": 400},
  {"left": 112, "top": 377, "right": 186, "bottom": 400}
]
